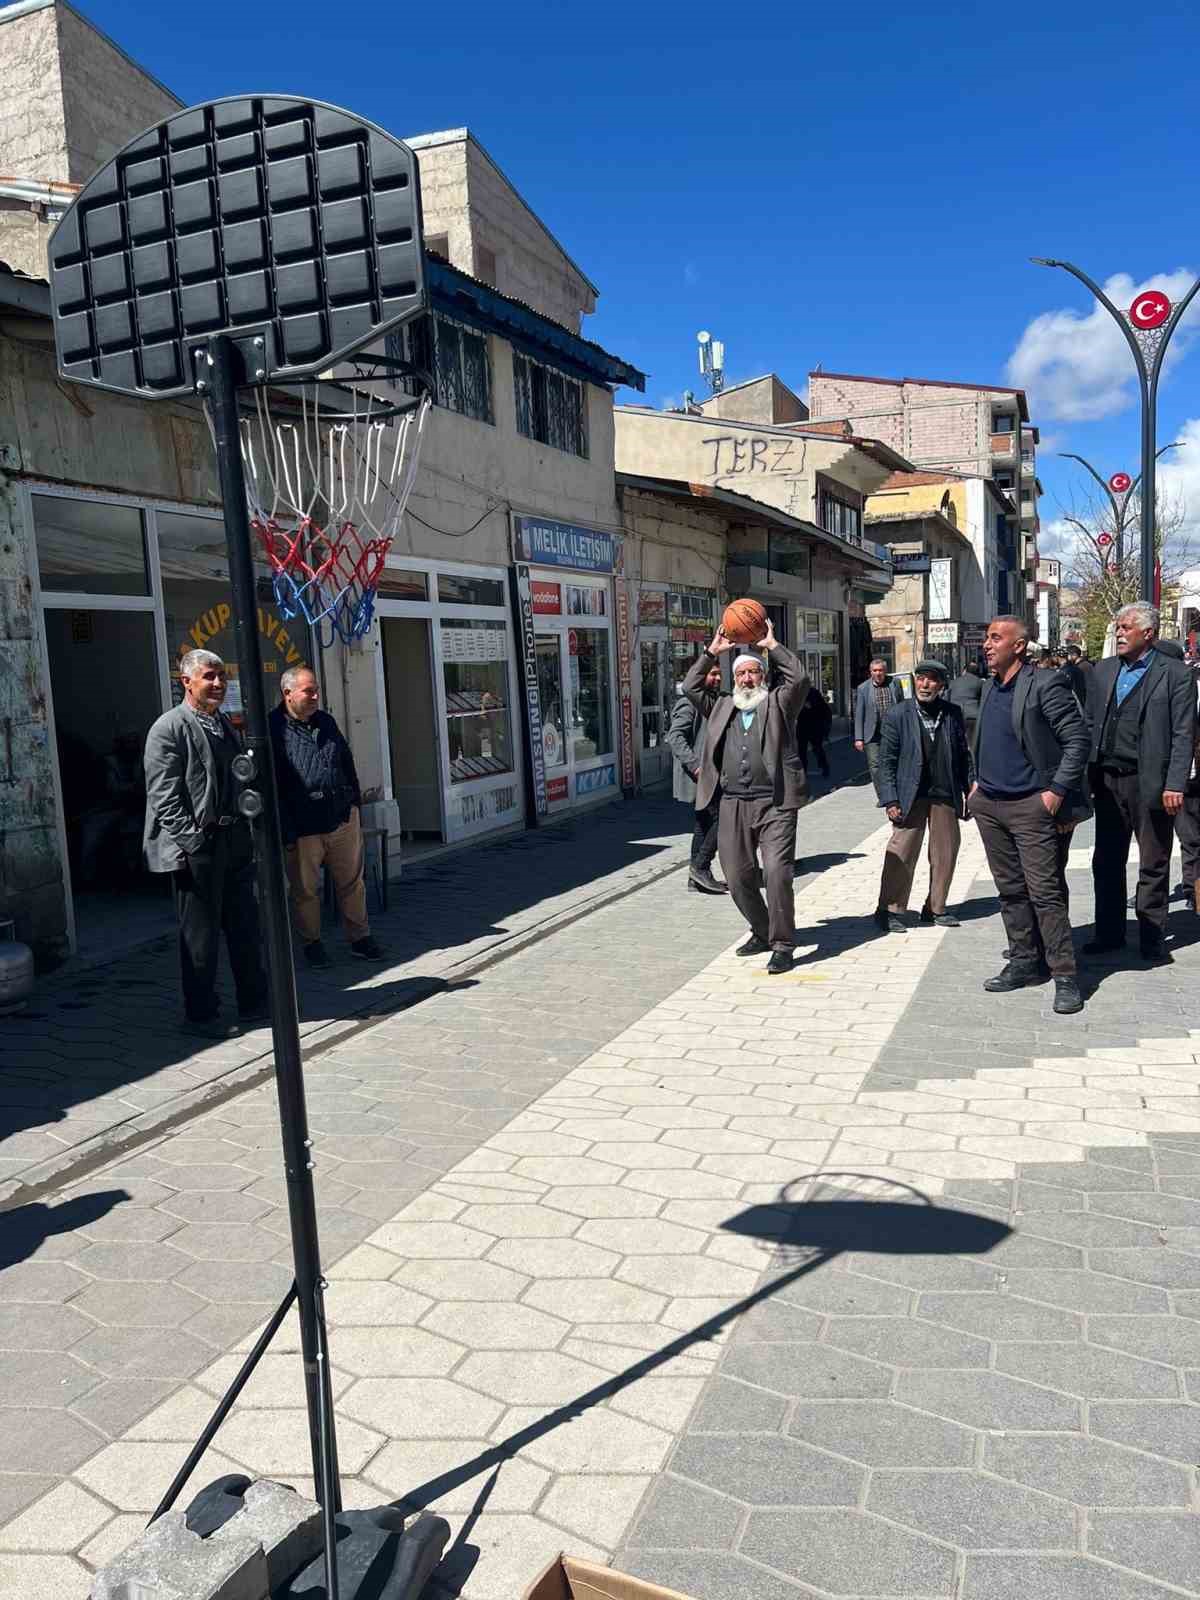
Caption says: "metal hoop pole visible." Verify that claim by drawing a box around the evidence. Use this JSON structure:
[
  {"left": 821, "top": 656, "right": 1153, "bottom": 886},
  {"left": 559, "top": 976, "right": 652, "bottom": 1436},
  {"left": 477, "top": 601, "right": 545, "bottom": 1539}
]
[{"left": 203, "top": 335, "right": 342, "bottom": 1600}]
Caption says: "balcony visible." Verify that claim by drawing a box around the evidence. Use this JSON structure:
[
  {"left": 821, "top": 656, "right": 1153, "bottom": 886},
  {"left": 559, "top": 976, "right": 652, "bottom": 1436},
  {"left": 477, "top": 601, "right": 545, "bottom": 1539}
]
[{"left": 990, "top": 433, "right": 1016, "bottom": 458}]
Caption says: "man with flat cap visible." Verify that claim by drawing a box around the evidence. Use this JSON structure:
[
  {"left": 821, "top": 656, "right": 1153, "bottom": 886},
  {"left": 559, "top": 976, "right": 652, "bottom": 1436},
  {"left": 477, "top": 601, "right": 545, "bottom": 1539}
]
[
  {"left": 875, "top": 659, "right": 972, "bottom": 932},
  {"left": 683, "top": 619, "right": 809, "bottom": 973}
]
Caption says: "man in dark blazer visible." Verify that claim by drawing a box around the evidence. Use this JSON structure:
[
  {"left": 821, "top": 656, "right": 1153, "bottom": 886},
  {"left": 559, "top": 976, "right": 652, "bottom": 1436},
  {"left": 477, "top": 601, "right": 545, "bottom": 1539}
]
[
  {"left": 875, "top": 660, "right": 972, "bottom": 932},
  {"left": 143, "top": 649, "right": 267, "bottom": 1038},
  {"left": 664, "top": 658, "right": 727, "bottom": 895},
  {"left": 683, "top": 618, "right": 809, "bottom": 972},
  {"left": 854, "top": 659, "right": 904, "bottom": 797},
  {"left": 1085, "top": 603, "right": 1196, "bottom": 960},
  {"left": 970, "top": 615, "right": 1091, "bottom": 1015}
]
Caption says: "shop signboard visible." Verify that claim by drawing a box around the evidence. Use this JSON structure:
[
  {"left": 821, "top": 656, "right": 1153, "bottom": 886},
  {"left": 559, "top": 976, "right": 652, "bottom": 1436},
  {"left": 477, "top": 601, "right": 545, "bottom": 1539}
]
[
  {"left": 513, "top": 515, "right": 622, "bottom": 575},
  {"left": 531, "top": 580, "right": 561, "bottom": 615},
  {"left": 927, "top": 621, "right": 960, "bottom": 644},
  {"left": 615, "top": 582, "right": 636, "bottom": 791},
  {"left": 929, "top": 559, "right": 953, "bottom": 622},
  {"left": 577, "top": 763, "right": 616, "bottom": 796},
  {"left": 546, "top": 775, "right": 569, "bottom": 803},
  {"left": 512, "top": 564, "right": 547, "bottom": 819},
  {"left": 638, "top": 591, "right": 667, "bottom": 626},
  {"left": 892, "top": 552, "right": 931, "bottom": 575}
]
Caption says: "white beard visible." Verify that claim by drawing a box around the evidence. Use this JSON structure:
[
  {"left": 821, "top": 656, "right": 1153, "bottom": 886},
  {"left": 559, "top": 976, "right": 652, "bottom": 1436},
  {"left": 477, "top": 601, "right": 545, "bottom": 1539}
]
[{"left": 732, "top": 685, "right": 768, "bottom": 713}]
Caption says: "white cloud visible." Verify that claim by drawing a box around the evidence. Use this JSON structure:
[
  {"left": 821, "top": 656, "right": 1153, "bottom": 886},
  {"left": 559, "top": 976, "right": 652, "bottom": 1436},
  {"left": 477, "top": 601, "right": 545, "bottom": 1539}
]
[
  {"left": 1036, "top": 517, "right": 1078, "bottom": 562},
  {"left": 1007, "top": 269, "right": 1200, "bottom": 423},
  {"left": 1157, "top": 416, "right": 1200, "bottom": 536}
]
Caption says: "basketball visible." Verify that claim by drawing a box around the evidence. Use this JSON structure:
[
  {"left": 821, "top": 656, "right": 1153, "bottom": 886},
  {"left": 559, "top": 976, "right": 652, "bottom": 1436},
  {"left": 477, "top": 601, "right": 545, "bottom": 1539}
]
[{"left": 721, "top": 598, "right": 768, "bottom": 646}]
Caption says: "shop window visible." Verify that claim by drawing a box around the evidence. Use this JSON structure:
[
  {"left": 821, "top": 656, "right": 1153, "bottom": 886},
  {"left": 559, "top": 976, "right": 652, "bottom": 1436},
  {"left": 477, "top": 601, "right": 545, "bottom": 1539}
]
[
  {"left": 34, "top": 495, "right": 149, "bottom": 597},
  {"left": 513, "top": 353, "right": 588, "bottom": 458},
  {"left": 565, "top": 583, "right": 606, "bottom": 617},
  {"left": 992, "top": 412, "right": 1016, "bottom": 433},
  {"left": 438, "top": 573, "right": 506, "bottom": 608},
  {"left": 377, "top": 567, "right": 429, "bottom": 600},
  {"left": 441, "top": 619, "right": 514, "bottom": 785},
  {"left": 387, "top": 313, "right": 492, "bottom": 422},
  {"left": 571, "top": 628, "right": 612, "bottom": 761},
  {"left": 817, "top": 488, "right": 861, "bottom": 544}
]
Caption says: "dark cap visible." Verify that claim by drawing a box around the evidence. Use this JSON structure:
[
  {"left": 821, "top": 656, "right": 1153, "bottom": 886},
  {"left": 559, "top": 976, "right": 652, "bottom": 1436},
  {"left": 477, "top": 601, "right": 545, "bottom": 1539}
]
[{"left": 913, "top": 658, "right": 948, "bottom": 681}]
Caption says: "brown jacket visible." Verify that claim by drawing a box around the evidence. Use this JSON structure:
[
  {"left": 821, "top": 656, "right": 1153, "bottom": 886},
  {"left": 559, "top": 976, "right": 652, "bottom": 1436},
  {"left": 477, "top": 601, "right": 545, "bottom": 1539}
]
[{"left": 683, "top": 644, "right": 811, "bottom": 812}]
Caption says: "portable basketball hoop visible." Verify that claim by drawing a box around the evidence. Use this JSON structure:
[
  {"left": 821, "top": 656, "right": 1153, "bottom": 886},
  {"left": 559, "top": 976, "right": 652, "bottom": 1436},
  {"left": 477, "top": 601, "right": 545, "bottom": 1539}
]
[
  {"left": 47, "top": 95, "right": 445, "bottom": 1599},
  {"left": 228, "top": 370, "right": 429, "bottom": 646}
]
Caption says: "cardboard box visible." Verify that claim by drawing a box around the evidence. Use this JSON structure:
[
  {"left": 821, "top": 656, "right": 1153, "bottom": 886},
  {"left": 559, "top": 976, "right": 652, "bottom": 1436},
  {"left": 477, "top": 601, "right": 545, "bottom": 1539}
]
[{"left": 522, "top": 1553, "right": 698, "bottom": 1600}]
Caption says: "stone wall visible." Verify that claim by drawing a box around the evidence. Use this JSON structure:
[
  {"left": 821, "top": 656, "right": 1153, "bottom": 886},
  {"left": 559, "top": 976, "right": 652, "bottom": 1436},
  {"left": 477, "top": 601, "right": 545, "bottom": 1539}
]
[
  {"left": 697, "top": 376, "right": 808, "bottom": 427},
  {"left": 0, "top": 3, "right": 67, "bottom": 181},
  {"left": 0, "top": 201, "right": 52, "bottom": 279},
  {"left": 55, "top": 2, "right": 180, "bottom": 182}
]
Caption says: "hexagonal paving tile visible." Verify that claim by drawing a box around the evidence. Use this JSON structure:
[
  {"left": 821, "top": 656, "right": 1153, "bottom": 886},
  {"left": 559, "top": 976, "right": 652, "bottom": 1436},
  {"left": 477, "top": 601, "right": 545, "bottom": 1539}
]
[
  {"left": 616, "top": 1257, "right": 759, "bottom": 1299},
  {"left": 523, "top": 1278, "right": 667, "bottom": 1324},
  {"left": 576, "top": 1219, "right": 709, "bottom": 1256},
  {"left": 0, "top": 1304, "right": 94, "bottom": 1351},
  {"left": 486, "top": 1237, "right": 620, "bottom": 1278},
  {"left": 340, "top": 1378, "right": 503, "bottom": 1438},
  {"left": 822, "top": 1316, "right": 991, "bottom": 1368},
  {"left": 788, "top": 1400, "right": 974, "bottom": 1468},
  {"left": 868, "top": 1469, "right": 1075, "bottom": 1548},
  {"left": 0, "top": 1407, "right": 106, "bottom": 1474},
  {"left": 70, "top": 1326, "right": 214, "bottom": 1382},
  {"left": 367, "top": 1221, "right": 494, "bottom": 1260},
  {"left": 392, "top": 1260, "right": 529, "bottom": 1302},
  {"left": 70, "top": 1280, "right": 205, "bottom": 1329},
  {"left": 742, "top": 1507, "right": 957, "bottom": 1597},
  {"left": 986, "top": 1433, "right": 1192, "bottom": 1506},
  {"left": 0, "top": 1261, "right": 89, "bottom": 1303},
  {"left": 71, "top": 1242, "right": 190, "bottom": 1281},
  {"left": 540, "top": 1186, "right": 663, "bottom": 1219},
  {"left": 218, "top": 1408, "right": 382, "bottom": 1475},
  {"left": 995, "top": 1342, "right": 1178, "bottom": 1399},
  {"left": 3, "top": 1350, "right": 101, "bottom": 1408},
  {"left": 672, "top": 1432, "right": 863, "bottom": 1505},
  {"left": 501, "top": 1404, "right": 672, "bottom": 1473},
  {"left": 454, "top": 1204, "right": 581, "bottom": 1238},
  {"left": 164, "top": 1225, "right": 283, "bottom": 1261},
  {"left": 325, "top": 1281, "right": 432, "bottom": 1326},
  {"left": 420, "top": 1302, "right": 568, "bottom": 1351},
  {"left": 1088, "top": 1512, "right": 1200, "bottom": 1591},
  {"left": 363, "top": 1437, "right": 548, "bottom": 1511},
  {"left": 724, "top": 1342, "right": 893, "bottom": 1400},
  {"left": 454, "top": 1350, "right": 608, "bottom": 1405},
  {"left": 896, "top": 1370, "right": 1081, "bottom": 1430},
  {"left": 331, "top": 1327, "right": 464, "bottom": 1377}
]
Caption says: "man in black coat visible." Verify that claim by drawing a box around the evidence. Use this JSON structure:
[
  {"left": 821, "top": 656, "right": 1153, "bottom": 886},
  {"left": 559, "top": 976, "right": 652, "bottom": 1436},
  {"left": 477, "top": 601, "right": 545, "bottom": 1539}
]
[
  {"left": 269, "top": 665, "right": 385, "bottom": 968},
  {"left": 948, "top": 661, "right": 984, "bottom": 741},
  {"left": 970, "top": 615, "right": 1091, "bottom": 1014},
  {"left": 664, "top": 659, "right": 727, "bottom": 895},
  {"left": 796, "top": 684, "right": 833, "bottom": 777},
  {"left": 875, "top": 660, "right": 972, "bottom": 933},
  {"left": 1084, "top": 604, "right": 1196, "bottom": 961}
]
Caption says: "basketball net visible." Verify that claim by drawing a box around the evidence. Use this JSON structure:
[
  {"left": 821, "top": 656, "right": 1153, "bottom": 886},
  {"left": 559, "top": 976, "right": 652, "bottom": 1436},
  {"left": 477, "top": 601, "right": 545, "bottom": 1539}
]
[{"left": 225, "top": 381, "right": 430, "bottom": 648}]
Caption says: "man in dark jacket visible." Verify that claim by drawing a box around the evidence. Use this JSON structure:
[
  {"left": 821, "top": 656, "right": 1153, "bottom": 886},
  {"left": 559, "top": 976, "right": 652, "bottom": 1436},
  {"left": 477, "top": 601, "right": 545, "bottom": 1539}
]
[
  {"left": 796, "top": 684, "right": 833, "bottom": 777},
  {"left": 949, "top": 662, "right": 984, "bottom": 741},
  {"left": 875, "top": 660, "right": 972, "bottom": 933},
  {"left": 1084, "top": 604, "right": 1196, "bottom": 961},
  {"left": 664, "top": 659, "right": 727, "bottom": 894},
  {"left": 684, "top": 619, "right": 809, "bottom": 973},
  {"left": 269, "top": 665, "right": 384, "bottom": 968},
  {"left": 854, "top": 659, "right": 904, "bottom": 797},
  {"left": 970, "top": 615, "right": 1091, "bottom": 1014}
]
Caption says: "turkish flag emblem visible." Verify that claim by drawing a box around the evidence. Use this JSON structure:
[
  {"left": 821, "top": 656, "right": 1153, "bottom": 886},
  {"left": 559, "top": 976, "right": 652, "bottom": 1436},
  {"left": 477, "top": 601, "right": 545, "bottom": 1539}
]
[{"left": 1129, "top": 290, "right": 1171, "bottom": 330}]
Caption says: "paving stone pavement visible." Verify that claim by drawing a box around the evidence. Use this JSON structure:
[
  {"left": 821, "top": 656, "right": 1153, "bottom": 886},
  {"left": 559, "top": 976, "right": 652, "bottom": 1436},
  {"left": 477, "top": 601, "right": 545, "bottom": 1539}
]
[{"left": 3, "top": 776, "right": 1200, "bottom": 1600}]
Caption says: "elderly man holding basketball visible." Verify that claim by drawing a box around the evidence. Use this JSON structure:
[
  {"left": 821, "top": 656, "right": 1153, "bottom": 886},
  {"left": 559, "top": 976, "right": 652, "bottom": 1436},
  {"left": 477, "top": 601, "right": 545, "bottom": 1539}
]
[{"left": 683, "top": 604, "right": 810, "bottom": 973}]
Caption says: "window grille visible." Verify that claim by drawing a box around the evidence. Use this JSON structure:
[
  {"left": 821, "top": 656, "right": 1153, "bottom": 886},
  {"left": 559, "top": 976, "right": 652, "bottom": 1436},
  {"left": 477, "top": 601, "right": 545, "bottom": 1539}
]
[{"left": 513, "top": 353, "right": 588, "bottom": 457}]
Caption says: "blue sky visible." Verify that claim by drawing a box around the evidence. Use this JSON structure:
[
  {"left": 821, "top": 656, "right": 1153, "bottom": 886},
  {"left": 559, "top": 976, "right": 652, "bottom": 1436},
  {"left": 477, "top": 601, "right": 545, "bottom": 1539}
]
[{"left": 78, "top": 0, "right": 1200, "bottom": 553}]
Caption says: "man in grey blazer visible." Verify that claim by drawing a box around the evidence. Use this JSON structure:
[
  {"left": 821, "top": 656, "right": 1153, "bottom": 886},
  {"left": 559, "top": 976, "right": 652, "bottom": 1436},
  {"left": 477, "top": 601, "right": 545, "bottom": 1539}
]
[
  {"left": 854, "top": 659, "right": 904, "bottom": 797},
  {"left": 970, "top": 615, "right": 1090, "bottom": 1014},
  {"left": 683, "top": 618, "right": 809, "bottom": 973},
  {"left": 664, "top": 658, "right": 727, "bottom": 895},
  {"left": 143, "top": 649, "right": 267, "bottom": 1038},
  {"left": 1084, "top": 603, "right": 1196, "bottom": 960}
]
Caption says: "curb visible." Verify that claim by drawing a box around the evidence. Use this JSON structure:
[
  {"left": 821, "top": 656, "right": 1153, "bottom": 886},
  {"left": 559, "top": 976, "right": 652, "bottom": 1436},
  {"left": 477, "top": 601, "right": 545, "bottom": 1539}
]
[{"left": 0, "top": 843, "right": 694, "bottom": 1210}]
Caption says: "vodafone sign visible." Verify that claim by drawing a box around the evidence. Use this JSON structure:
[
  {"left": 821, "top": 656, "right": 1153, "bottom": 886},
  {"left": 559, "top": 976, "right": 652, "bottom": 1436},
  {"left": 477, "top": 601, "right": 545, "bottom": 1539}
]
[{"left": 1129, "top": 290, "right": 1171, "bottom": 330}]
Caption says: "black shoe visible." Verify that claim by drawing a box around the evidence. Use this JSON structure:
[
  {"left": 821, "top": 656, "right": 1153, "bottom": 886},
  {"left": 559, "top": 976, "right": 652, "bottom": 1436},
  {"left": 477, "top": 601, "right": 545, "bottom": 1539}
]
[
  {"left": 1053, "top": 977, "right": 1084, "bottom": 1014},
  {"left": 1172, "top": 881, "right": 1191, "bottom": 902},
  {"left": 303, "top": 940, "right": 333, "bottom": 969},
  {"left": 1141, "top": 941, "right": 1172, "bottom": 965},
  {"left": 689, "top": 865, "right": 728, "bottom": 894},
  {"left": 983, "top": 961, "right": 1042, "bottom": 993},
  {"left": 1083, "top": 940, "right": 1125, "bottom": 957},
  {"left": 920, "top": 904, "right": 960, "bottom": 928},
  {"left": 238, "top": 1006, "right": 271, "bottom": 1026},
  {"left": 767, "top": 950, "right": 794, "bottom": 975},
  {"left": 350, "top": 936, "right": 388, "bottom": 961},
  {"left": 874, "top": 907, "right": 906, "bottom": 933},
  {"left": 736, "top": 936, "right": 770, "bottom": 957},
  {"left": 180, "top": 1016, "right": 239, "bottom": 1041}
]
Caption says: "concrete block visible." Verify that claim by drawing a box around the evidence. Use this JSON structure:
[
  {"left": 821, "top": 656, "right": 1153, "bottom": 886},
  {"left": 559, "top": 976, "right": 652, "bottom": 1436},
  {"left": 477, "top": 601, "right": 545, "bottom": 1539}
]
[
  {"left": 90, "top": 1510, "right": 267, "bottom": 1600},
  {"left": 217, "top": 1480, "right": 323, "bottom": 1593}
]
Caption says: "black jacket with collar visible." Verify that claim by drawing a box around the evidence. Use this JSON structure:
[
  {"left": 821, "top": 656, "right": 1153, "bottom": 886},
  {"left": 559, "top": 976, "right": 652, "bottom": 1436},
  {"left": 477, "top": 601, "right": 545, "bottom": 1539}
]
[
  {"left": 973, "top": 663, "right": 1091, "bottom": 820},
  {"left": 1086, "top": 649, "right": 1196, "bottom": 807}
]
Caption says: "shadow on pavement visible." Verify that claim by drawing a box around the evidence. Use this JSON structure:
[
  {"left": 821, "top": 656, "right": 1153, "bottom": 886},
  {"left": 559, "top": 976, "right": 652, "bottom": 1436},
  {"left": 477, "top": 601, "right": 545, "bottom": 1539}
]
[
  {"left": 420, "top": 1182, "right": 1011, "bottom": 1594},
  {"left": 0, "top": 1188, "right": 129, "bottom": 1269}
]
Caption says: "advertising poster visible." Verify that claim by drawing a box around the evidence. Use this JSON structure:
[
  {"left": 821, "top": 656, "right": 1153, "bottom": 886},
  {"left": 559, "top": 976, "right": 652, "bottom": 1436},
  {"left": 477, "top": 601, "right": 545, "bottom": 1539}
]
[
  {"left": 512, "top": 564, "right": 547, "bottom": 819},
  {"left": 615, "top": 581, "right": 635, "bottom": 791}
]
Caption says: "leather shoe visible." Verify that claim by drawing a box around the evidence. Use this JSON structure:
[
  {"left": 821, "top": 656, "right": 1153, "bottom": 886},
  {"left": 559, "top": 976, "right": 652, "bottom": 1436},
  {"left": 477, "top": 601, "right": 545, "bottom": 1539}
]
[
  {"left": 874, "top": 907, "right": 906, "bottom": 933},
  {"left": 736, "top": 935, "right": 770, "bottom": 957},
  {"left": 689, "top": 865, "right": 728, "bottom": 894},
  {"left": 1082, "top": 940, "right": 1125, "bottom": 957},
  {"left": 303, "top": 940, "right": 333, "bottom": 969},
  {"left": 766, "top": 950, "right": 794, "bottom": 975},
  {"left": 921, "top": 904, "right": 960, "bottom": 928},
  {"left": 983, "top": 961, "right": 1042, "bottom": 992},
  {"left": 1053, "top": 976, "right": 1084, "bottom": 1014}
]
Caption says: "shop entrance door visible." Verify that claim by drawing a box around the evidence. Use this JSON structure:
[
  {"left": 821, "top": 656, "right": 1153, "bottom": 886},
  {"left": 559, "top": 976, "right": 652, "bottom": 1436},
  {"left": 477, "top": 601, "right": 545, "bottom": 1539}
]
[
  {"left": 639, "top": 635, "right": 670, "bottom": 788},
  {"left": 43, "top": 607, "right": 169, "bottom": 959},
  {"left": 380, "top": 616, "right": 444, "bottom": 845},
  {"left": 534, "top": 626, "right": 617, "bottom": 807}
]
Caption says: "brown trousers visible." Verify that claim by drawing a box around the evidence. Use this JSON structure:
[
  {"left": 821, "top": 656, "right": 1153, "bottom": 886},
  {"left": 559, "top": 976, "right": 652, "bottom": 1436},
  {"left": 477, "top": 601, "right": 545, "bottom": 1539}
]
[
  {"left": 880, "top": 799, "right": 961, "bottom": 914},
  {"left": 971, "top": 789, "right": 1076, "bottom": 976},
  {"left": 718, "top": 794, "right": 798, "bottom": 950},
  {"left": 285, "top": 808, "right": 369, "bottom": 946}
]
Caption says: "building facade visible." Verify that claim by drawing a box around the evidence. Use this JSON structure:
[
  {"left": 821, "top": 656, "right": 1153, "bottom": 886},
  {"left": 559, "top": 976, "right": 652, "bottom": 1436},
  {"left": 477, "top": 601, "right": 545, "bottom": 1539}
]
[
  {"left": 807, "top": 370, "right": 1042, "bottom": 631},
  {"left": 1035, "top": 559, "right": 1061, "bottom": 650}
]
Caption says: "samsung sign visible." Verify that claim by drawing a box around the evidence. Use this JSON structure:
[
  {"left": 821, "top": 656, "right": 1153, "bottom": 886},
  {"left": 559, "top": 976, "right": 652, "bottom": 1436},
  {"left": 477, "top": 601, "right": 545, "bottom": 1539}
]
[{"left": 514, "top": 516, "right": 621, "bottom": 574}]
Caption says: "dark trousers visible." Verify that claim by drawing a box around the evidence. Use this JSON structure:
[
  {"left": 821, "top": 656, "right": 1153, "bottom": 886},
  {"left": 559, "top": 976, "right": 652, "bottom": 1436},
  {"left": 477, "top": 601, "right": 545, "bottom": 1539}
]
[
  {"left": 798, "top": 736, "right": 830, "bottom": 776},
  {"left": 1091, "top": 768, "right": 1175, "bottom": 946},
  {"left": 718, "top": 795, "right": 798, "bottom": 950},
  {"left": 970, "top": 789, "right": 1077, "bottom": 976},
  {"left": 865, "top": 738, "right": 883, "bottom": 797},
  {"left": 691, "top": 797, "right": 720, "bottom": 870},
  {"left": 1175, "top": 787, "right": 1200, "bottom": 890},
  {"left": 172, "top": 823, "right": 268, "bottom": 1021}
]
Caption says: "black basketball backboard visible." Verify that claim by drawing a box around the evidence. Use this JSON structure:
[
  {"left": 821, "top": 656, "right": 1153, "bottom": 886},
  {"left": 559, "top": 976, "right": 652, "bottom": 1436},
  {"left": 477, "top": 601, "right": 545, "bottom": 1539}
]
[{"left": 47, "top": 95, "right": 427, "bottom": 401}]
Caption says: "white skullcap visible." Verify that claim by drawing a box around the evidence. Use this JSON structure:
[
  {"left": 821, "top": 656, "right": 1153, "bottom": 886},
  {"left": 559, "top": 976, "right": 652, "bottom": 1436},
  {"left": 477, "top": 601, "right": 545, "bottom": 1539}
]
[{"left": 733, "top": 654, "right": 764, "bottom": 674}]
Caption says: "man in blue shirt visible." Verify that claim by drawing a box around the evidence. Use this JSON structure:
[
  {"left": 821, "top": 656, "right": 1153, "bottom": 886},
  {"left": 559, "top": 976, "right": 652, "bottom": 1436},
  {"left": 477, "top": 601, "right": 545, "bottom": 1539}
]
[{"left": 970, "top": 615, "right": 1090, "bottom": 1014}]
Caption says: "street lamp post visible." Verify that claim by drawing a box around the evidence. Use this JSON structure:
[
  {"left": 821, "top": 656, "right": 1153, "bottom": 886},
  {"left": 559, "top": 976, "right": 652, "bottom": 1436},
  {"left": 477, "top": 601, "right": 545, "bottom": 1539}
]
[
  {"left": 1059, "top": 446, "right": 1181, "bottom": 577},
  {"left": 1032, "top": 259, "right": 1200, "bottom": 601}
]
